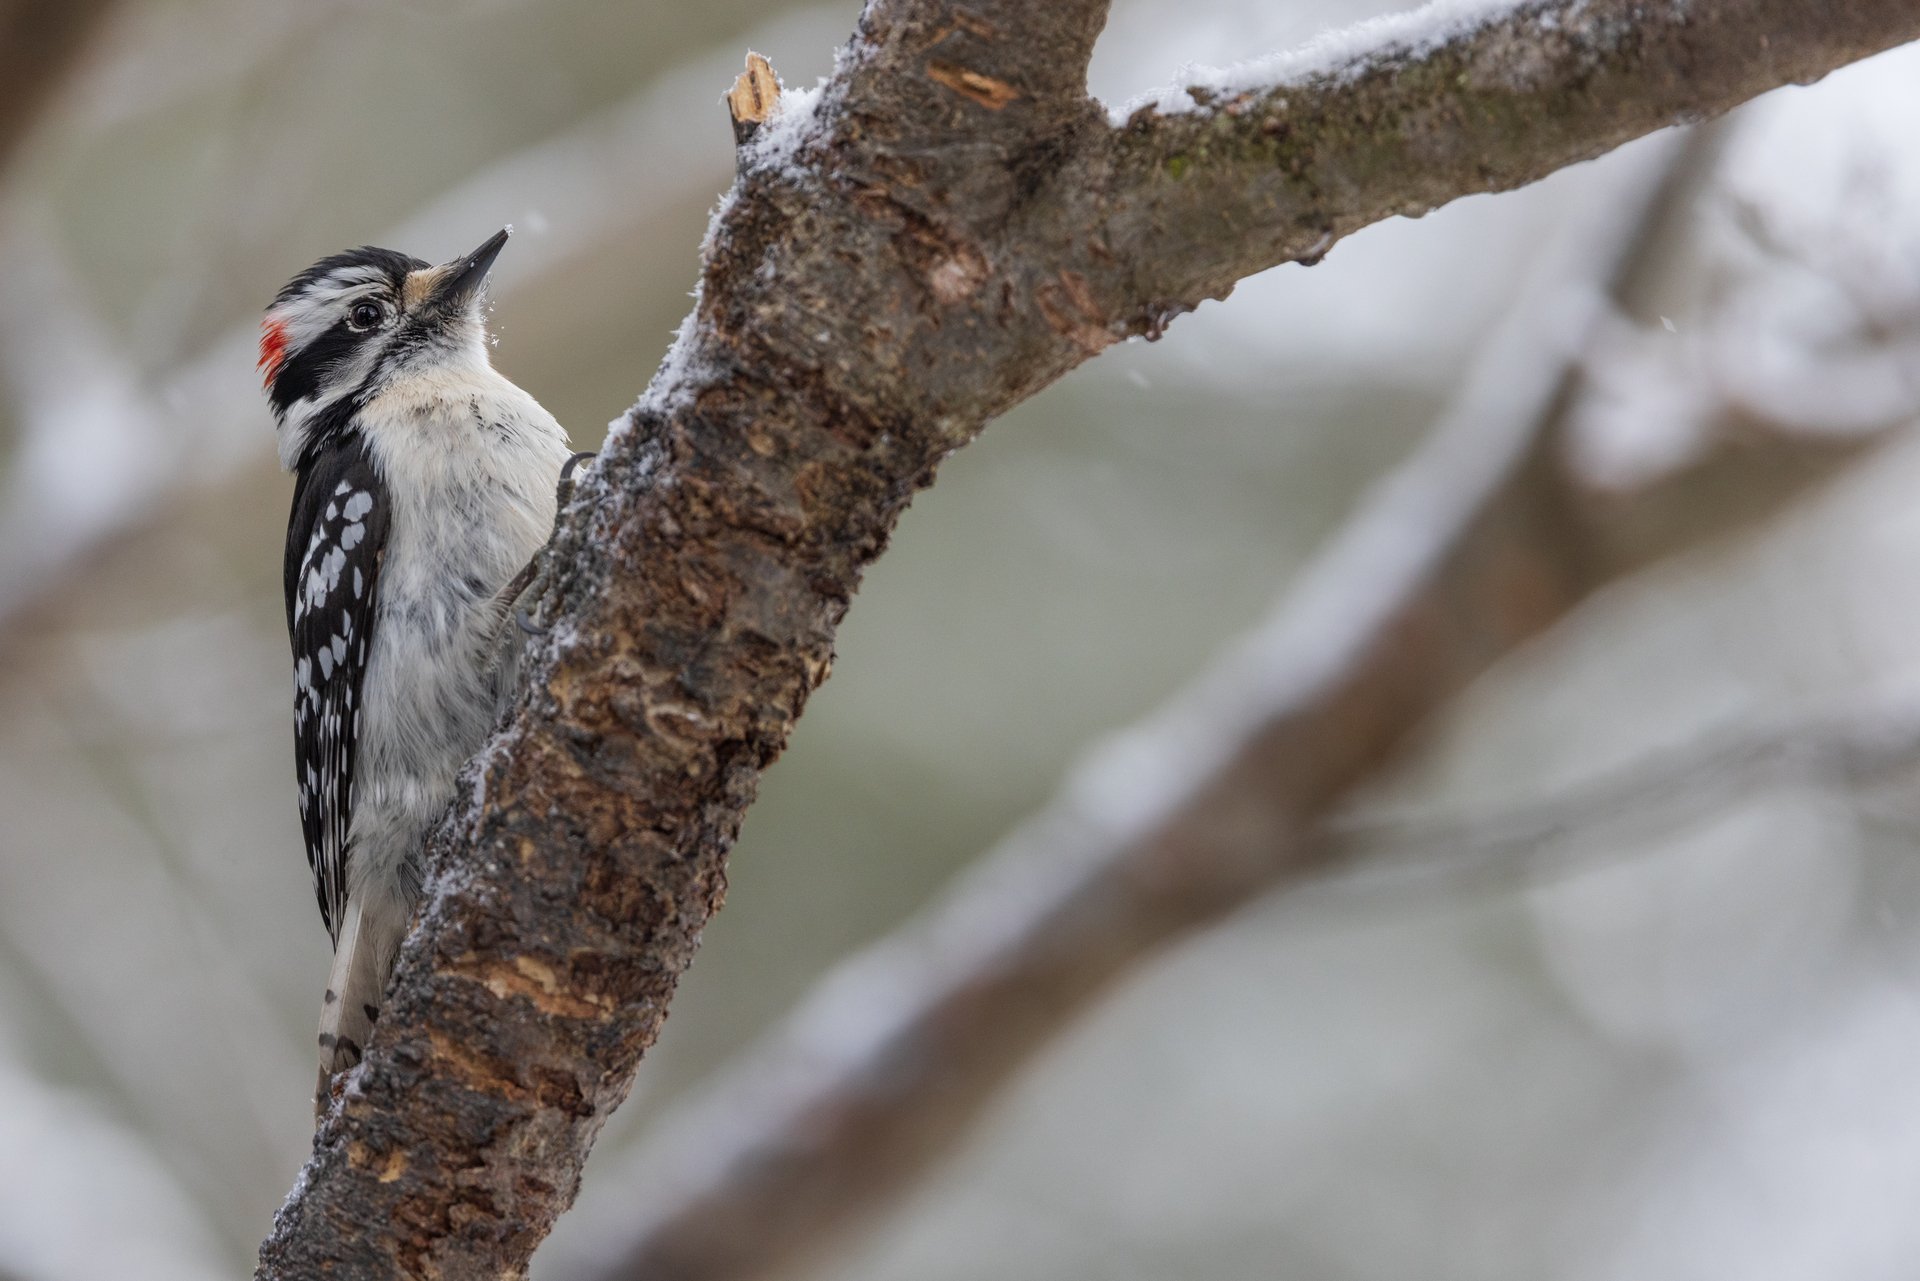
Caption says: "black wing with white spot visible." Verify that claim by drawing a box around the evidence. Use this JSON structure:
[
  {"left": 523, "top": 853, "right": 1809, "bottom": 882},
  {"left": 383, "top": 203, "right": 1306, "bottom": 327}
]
[{"left": 284, "top": 437, "right": 388, "bottom": 944}]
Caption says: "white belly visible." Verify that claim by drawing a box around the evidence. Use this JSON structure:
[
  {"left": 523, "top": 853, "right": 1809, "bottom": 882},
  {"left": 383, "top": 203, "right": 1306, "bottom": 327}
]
[{"left": 346, "top": 366, "right": 570, "bottom": 906}]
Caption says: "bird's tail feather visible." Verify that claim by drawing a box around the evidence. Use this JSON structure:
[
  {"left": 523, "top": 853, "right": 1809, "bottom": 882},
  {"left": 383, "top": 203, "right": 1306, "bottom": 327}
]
[{"left": 315, "top": 895, "right": 404, "bottom": 1119}]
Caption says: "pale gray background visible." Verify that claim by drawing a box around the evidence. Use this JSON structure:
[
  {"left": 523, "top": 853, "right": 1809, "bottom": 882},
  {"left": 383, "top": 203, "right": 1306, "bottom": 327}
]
[{"left": 1, "top": 2, "right": 1918, "bottom": 1278}]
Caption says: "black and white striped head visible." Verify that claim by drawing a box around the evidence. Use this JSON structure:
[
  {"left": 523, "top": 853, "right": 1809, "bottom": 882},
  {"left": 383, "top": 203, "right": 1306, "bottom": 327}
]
[{"left": 259, "top": 229, "right": 509, "bottom": 470}]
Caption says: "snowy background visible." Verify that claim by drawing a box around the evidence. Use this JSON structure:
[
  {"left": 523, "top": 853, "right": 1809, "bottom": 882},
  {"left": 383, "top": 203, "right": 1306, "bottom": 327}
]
[{"left": 2, "top": 1, "right": 1920, "bottom": 1277}]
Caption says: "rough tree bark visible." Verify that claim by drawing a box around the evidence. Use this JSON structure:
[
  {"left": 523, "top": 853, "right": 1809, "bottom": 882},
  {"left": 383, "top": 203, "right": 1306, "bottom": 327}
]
[{"left": 257, "top": 1, "right": 1920, "bottom": 1276}]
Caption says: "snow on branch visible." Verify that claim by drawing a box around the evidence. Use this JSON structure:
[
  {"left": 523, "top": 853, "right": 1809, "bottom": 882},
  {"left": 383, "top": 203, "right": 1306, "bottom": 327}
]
[
  {"left": 1099, "top": 0, "right": 1920, "bottom": 314},
  {"left": 256, "top": 3, "right": 1920, "bottom": 1276},
  {"left": 548, "top": 130, "right": 1906, "bottom": 1281}
]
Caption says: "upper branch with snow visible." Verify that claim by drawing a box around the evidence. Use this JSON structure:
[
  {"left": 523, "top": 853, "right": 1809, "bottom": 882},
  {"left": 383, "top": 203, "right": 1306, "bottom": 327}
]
[{"left": 1104, "top": 0, "right": 1920, "bottom": 325}]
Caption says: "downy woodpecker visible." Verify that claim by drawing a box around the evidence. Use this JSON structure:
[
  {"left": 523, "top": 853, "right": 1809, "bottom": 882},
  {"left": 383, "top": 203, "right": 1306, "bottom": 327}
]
[{"left": 259, "top": 229, "right": 572, "bottom": 1117}]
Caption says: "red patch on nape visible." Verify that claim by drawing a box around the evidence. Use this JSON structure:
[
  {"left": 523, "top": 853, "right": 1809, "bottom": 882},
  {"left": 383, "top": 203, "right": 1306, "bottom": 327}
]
[{"left": 258, "top": 318, "right": 289, "bottom": 389}]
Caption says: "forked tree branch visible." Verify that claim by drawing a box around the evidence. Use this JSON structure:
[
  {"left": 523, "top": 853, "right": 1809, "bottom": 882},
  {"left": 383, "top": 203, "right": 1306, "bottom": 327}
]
[
  {"left": 257, "top": 1, "right": 1920, "bottom": 1276},
  {"left": 553, "top": 129, "right": 1899, "bottom": 1281}
]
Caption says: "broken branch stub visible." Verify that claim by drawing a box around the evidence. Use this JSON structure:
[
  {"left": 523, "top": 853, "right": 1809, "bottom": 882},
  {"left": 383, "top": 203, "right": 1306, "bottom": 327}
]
[{"left": 727, "top": 52, "right": 781, "bottom": 148}]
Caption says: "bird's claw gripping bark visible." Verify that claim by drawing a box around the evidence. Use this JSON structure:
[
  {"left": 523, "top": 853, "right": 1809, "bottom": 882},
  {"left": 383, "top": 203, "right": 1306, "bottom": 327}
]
[{"left": 558, "top": 448, "right": 597, "bottom": 496}]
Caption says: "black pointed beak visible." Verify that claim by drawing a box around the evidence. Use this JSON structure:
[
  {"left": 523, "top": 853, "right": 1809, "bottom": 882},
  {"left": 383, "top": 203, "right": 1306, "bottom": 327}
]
[{"left": 432, "top": 228, "right": 509, "bottom": 310}]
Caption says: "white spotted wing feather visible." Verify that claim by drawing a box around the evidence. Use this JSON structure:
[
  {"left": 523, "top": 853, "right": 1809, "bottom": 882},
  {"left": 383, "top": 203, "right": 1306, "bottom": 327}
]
[{"left": 284, "top": 443, "right": 388, "bottom": 944}]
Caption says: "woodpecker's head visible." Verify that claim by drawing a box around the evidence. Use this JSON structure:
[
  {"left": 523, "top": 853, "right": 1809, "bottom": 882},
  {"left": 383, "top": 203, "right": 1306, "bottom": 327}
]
[{"left": 260, "top": 229, "right": 510, "bottom": 470}]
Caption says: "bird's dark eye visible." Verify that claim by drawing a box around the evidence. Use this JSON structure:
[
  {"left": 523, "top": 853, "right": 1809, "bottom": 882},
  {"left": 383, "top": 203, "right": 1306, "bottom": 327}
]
[{"left": 347, "top": 301, "right": 384, "bottom": 331}]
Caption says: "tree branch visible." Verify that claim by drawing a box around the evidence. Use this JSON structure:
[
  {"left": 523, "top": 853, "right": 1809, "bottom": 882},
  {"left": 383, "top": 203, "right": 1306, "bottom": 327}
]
[
  {"left": 0, "top": 0, "right": 117, "bottom": 171},
  {"left": 562, "top": 680, "right": 1920, "bottom": 1281},
  {"left": 1100, "top": 0, "right": 1920, "bottom": 309},
  {"left": 568, "top": 683, "right": 1920, "bottom": 1281},
  {"left": 1324, "top": 693, "right": 1920, "bottom": 899},
  {"left": 844, "top": 0, "right": 1110, "bottom": 133},
  {"left": 256, "top": 2, "right": 1920, "bottom": 1275},
  {"left": 549, "top": 128, "right": 1897, "bottom": 1281}
]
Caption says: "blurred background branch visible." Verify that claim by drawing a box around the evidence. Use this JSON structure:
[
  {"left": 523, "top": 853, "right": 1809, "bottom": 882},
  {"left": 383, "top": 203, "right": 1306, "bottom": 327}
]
[{"left": 0, "top": 0, "right": 118, "bottom": 172}]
